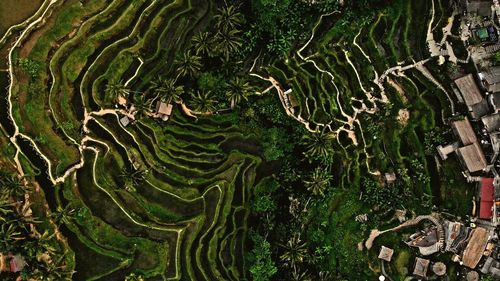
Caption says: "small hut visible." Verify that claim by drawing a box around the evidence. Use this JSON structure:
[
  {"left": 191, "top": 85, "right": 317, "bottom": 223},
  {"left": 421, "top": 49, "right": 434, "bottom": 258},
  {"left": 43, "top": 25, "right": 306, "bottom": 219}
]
[
  {"left": 378, "top": 246, "right": 394, "bottom": 262},
  {"left": 155, "top": 101, "right": 173, "bottom": 121},
  {"left": 413, "top": 257, "right": 430, "bottom": 278},
  {"left": 432, "top": 262, "right": 447, "bottom": 276},
  {"left": 466, "top": 271, "right": 479, "bottom": 281}
]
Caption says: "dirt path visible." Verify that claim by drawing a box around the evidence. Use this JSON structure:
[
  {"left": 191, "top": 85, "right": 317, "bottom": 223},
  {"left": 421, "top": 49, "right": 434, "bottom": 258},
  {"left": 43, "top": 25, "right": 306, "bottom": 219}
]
[
  {"left": 387, "top": 78, "right": 408, "bottom": 103},
  {"left": 7, "top": 0, "right": 59, "bottom": 178},
  {"left": 365, "top": 214, "right": 444, "bottom": 250}
]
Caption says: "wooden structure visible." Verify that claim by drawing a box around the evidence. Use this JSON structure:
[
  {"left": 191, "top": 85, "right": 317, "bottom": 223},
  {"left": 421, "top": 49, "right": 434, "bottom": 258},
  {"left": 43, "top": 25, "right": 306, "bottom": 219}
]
[
  {"left": 378, "top": 246, "right": 394, "bottom": 262},
  {"left": 432, "top": 262, "right": 447, "bottom": 276},
  {"left": 155, "top": 101, "right": 173, "bottom": 121},
  {"left": 452, "top": 118, "right": 478, "bottom": 145},
  {"left": 462, "top": 227, "right": 489, "bottom": 268},
  {"left": 454, "top": 74, "right": 489, "bottom": 119},
  {"left": 413, "top": 257, "right": 430, "bottom": 277},
  {"left": 481, "top": 113, "right": 500, "bottom": 133},
  {"left": 456, "top": 142, "right": 487, "bottom": 173}
]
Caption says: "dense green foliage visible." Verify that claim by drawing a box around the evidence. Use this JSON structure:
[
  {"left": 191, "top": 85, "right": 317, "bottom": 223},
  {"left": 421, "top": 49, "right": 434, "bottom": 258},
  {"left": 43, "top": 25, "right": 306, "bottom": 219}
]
[{"left": 0, "top": 0, "right": 469, "bottom": 280}]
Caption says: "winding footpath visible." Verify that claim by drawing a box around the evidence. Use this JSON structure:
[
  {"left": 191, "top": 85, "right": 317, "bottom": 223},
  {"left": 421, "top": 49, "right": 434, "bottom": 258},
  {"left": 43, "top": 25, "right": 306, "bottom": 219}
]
[{"left": 7, "top": 0, "right": 60, "bottom": 178}]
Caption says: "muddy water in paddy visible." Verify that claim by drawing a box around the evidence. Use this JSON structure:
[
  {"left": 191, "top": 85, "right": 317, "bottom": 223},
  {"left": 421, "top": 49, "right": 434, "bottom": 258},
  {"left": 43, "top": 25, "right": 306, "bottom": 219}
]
[{"left": 0, "top": 0, "right": 42, "bottom": 35}]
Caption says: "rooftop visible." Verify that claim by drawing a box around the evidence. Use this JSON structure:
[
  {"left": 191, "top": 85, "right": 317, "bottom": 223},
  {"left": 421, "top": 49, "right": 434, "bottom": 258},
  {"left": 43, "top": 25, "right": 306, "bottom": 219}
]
[
  {"left": 452, "top": 118, "right": 478, "bottom": 146},
  {"left": 454, "top": 74, "right": 484, "bottom": 107},
  {"left": 490, "top": 92, "right": 500, "bottom": 109},
  {"left": 384, "top": 172, "right": 396, "bottom": 184},
  {"left": 432, "top": 262, "right": 447, "bottom": 276},
  {"left": 456, "top": 142, "right": 487, "bottom": 173},
  {"left": 9, "top": 254, "right": 25, "bottom": 273},
  {"left": 378, "top": 246, "right": 394, "bottom": 262},
  {"left": 462, "top": 227, "right": 489, "bottom": 268},
  {"left": 156, "top": 101, "right": 173, "bottom": 116},
  {"left": 479, "top": 178, "right": 494, "bottom": 219},
  {"left": 466, "top": 271, "right": 480, "bottom": 281},
  {"left": 466, "top": 0, "right": 493, "bottom": 17},
  {"left": 413, "top": 257, "right": 430, "bottom": 277},
  {"left": 483, "top": 66, "right": 500, "bottom": 91},
  {"left": 120, "top": 116, "right": 130, "bottom": 127},
  {"left": 481, "top": 113, "right": 500, "bottom": 133}
]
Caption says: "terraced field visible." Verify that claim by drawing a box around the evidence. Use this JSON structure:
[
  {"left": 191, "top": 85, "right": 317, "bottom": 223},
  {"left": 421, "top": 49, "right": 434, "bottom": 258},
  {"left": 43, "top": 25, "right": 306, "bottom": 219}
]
[
  {"left": 254, "top": 0, "right": 455, "bottom": 198},
  {"left": 0, "top": 0, "right": 470, "bottom": 279},
  {"left": 1, "top": 0, "right": 259, "bottom": 279}
]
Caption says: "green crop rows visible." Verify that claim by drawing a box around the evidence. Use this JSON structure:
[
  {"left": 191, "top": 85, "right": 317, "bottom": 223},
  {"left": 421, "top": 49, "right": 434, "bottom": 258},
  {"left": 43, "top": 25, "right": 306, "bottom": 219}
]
[
  {"left": 6, "top": 0, "right": 259, "bottom": 279},
  {"left": 1, "top": 0, "right": 472, "bottom": 279}
]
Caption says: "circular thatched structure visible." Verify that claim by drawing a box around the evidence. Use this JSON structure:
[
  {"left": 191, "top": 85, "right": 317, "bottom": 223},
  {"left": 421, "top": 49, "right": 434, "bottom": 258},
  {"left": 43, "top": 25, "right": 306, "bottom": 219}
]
[
  {"left": 432, "top": 262, "right": 446, "bottom": 276},
  {"left": 466, "top": 271, "right": 479, "bottom": 281}
]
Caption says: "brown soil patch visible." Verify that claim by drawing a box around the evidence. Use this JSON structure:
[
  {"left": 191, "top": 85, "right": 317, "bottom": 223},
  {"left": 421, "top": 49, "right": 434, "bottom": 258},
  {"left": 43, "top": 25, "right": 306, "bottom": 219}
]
[
  {"left": 19, "top": 4, "right": 62, "bottom": 58},
  {"left": 0, "top": 0, "right": 43, "bottom": 35},
  {"left": 388, "top": 78, "right": 408, "bottom": 103},
  {"left": 397, "top": 108, "right": 410, "bottom": 126}
]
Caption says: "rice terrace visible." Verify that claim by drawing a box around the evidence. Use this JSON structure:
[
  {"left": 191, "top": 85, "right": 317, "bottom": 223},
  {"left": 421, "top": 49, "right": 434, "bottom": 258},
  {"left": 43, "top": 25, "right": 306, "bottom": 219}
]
[{"left": 2, "top": 0, "right": 500, "bottom": 280}]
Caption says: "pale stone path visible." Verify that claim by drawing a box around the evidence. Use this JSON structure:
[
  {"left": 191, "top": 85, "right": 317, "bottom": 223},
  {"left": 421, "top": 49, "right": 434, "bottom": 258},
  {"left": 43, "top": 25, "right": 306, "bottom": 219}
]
[{"left": 365, "top": 214, "right": 444, "bottom": 250}]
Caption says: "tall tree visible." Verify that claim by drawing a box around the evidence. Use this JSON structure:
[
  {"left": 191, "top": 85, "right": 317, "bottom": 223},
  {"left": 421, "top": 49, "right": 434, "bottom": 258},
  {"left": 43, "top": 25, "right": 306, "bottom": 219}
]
[
  {"left": 1, "top": 174, "right": 26, "bottom": 198},
  {"left": 51, "top": 205, "right": 76, "bottom": 226},
  {"left": 105, "top": 80, "right": 129, "bottom": 102},
  {"left": 304, "top": 167, "right": 332, "bottom": 197},
  {"left": 119, "top": 167, "right": 147, "bottom": 192},
  {"left": 215, "top": 27, "right": 242, "bottom": 59},
  {"left": 150, "top": 76, "right": 184, "bottom": 104},
  {"left": 214, "top": 5, "right": 244, "bottom": 30},
  {"left": 291, "top": 267, "right": 311, "bottom": 281},
  {"left": 192, "top": 32, "right": 212, "bottom": 56},
  {"left": 318, "top": 271, "right": 335, "bottom": 281},
  {"left": 279, "top": 233, "right": 308, "bottom": 267},
  {"left": 301, "top": 128, "right": 335, "bottom": 161},
  {"left": 0, "top": 193, "right": 14, "bottom": 218},
  {"left": 174, "top": 50, "right": 202, "bottom": 78},
  {"left": 125, "top": 273, "right": 145, "bottom": 281},
  {"left": 226, "top": 77, "right": 253, "bottom": 109},
  {"left": 0, "top": 223, "right": 23, "bottom": 252},
  {"left": 189, "top": 91, "right": 217, "bottom": 113},
  {"left": 132, "top": 94, "right": 153, "bottom": 119}
]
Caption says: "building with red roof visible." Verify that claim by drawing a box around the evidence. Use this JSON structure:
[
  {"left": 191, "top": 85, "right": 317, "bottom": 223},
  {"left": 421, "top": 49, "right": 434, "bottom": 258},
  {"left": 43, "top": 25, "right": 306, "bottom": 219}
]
[{"left": 479, "top": 178, "right": 494, "bottom": 220}]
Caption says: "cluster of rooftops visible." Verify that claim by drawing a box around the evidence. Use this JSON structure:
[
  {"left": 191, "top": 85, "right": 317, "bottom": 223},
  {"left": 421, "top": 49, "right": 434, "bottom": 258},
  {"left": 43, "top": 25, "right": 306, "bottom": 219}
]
[
  {"left": 439, "top": 71, "right": 500, "bottom": 223},
  {"left": 379, "top": 219, "right": 499, "bottom": 280}
]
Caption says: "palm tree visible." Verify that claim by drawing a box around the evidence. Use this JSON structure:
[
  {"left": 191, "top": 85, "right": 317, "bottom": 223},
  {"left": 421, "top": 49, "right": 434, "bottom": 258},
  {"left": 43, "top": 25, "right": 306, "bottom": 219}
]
[
  {"left": 1, "top": 174, "right": 26, "bottom": 198},
  {"left": 105, "top": 79, "right": 129, "bottom": 102},
  {"left": 291, "top": 267, "right": 311, "bottom": 281},
  {"left": 192, "top": 31, "right": 212, "bottom": 56},
  {"left": 220, "top": 56, "right": 243, "bottom": 75},
  {"left": 189, "top": 91, "right": 217, "bottom": 113},
  {"left": 24, "top": 230, "right": 57, "bottom": 256},
  {"left": 51, "top": 205, "right": 76, "bottom": 225},
  {"left": 0, "top": 223, "right": 23, "bottom": 251},
  {"left": 0, "top": 193, "right": 13, "bottom": 218},
  {"left": 30, "top": 252, "right": 72, "bottom": 280},
  {"left": 125, "top": 273, "right": 145, "bottom": 281},
  {"left": 132, "top": 94, "right": 153, "bottom": 119},
  {"left": 149, "top": 76, "right": 184, "bottom": 104},
  {"left": 119, "top": 167, "right": 147, "bottom": 192},
  {"left": 301, "top": 128, "right": 335, "bottom": 160},
  {"left": 214, "top": 5, "right": 244, "bottom": 30},
  {"left": 279, "top": 233, "right": 308, "bottom": 267},
  {"left": 174, "top": 50, "right": 202, "bottom": 78},
  {"left": 318, "top": 271, "right": 335, "bottom": 281},
  {"left": 304, "top": 167, "right": 332, "bottom": 197},
  {"left": 215, "top": 27, "right": 242, "bottom": 59},
  {"left": 226, "top": 77, "right": 253, "bottom": 109}
]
